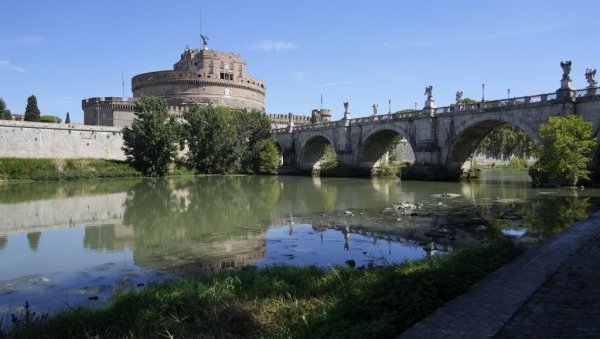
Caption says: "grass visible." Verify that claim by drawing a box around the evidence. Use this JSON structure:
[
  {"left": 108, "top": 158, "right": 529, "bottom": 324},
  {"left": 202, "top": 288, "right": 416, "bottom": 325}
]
[
  {"left": 0, "top": 158, "right": 142, "bottom": 181},
  {"left": 3, "top": 239, "right": 524, "bottom": 338},
  {"left": 0, "top": 158, "right": 200, "bottom": 181}
]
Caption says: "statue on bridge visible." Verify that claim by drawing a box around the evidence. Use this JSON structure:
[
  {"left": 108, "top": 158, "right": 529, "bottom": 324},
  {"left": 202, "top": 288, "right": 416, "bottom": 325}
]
[
  {"left": 372, "top": 104, "right": 378, "bottom": 115},
  {"left": 455, "top": 90, "right": 463, "bottom": 105},
  {"left": 560, "top": 60, "right": 572, "bottom": 80},
  {"left": 586, "top": 68, "right": 597, "bottom": 87},
  {"left": 425, "top": 86, "right": 433, "bottom": 100}
]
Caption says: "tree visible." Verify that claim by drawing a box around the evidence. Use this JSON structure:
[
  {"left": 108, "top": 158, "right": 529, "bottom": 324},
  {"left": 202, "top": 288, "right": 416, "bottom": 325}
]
[
  {"left": 533, "top": 115, "right": 595, "bottom": 186},
  {"left": 232, "top": 109, "right": 273, "bottom": 173},
  {"left": 476, "top": 125, "right": 530, "bottom": 160},
  {"left": 24, "top": 95, "right": 41, "bottom": 122},
  {"left": 257, "top": 139, "right": 281, "bottom": 174},
  {"left": 184, "top": 105, "right": 241, "bottom": 174},
  {"left": 65, "top": 112, "right": 71, "bottom": 124},
  {"left": 122, "top": 96, "right": 179, "bottom": 176},
  {"left": 0, "top": 98, "right": 12, "bottom": 120}
]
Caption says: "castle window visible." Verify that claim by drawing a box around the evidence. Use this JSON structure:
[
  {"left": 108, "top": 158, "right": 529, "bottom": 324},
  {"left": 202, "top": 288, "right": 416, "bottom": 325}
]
[{"left": 220, "top": 73, "right": 233, "bottom": 80}]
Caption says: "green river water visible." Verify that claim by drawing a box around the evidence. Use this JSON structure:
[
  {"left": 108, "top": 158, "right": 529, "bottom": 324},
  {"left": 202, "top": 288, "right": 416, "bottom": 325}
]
[{"left": 1, "top": 169, "right": 600, "bottom": 318}]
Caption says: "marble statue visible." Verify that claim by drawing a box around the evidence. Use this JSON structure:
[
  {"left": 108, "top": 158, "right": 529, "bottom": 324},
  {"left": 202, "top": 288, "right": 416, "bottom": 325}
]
[
  {"left": 343, "top": 101, "right": 349, "bottom": 113},
  {"left": 425, "top": 86, "right": 433, "bottom": 100},
  {"left": 560, "top": 60, "right": 572, "bottom": 79},
  {"left": 586, "top": 68, "right": 597, "bottom": 87},
  {"left": 372, "top": 104, "right": 378, "bottom": 115},
  {"left": 455, "top": 90, "right": 463, "bottom": 105}
]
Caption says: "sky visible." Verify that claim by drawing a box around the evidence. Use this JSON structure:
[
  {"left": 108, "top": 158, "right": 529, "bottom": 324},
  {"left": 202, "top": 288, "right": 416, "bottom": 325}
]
[{"left": 1, "top": 0, "right": 599, "bottom": 123}]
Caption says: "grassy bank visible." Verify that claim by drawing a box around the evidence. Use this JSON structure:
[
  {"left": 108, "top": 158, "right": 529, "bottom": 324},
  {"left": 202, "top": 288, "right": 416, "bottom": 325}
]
[
  {"left": 5, "top": 239, "right": 524, "bottom": 338},
  {"left": 0, "top": 158, "right": 142, "bottom": 181}
]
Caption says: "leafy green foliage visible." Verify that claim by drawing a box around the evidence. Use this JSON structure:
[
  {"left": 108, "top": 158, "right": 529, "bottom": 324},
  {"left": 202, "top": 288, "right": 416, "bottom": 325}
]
[
  {"left": 313, "top": 144, "right": 338, "bottom": 176},
  {"left": 184, "top": 105, "right": 277, "bottom": 174},
  {"left": 232, "top": 109, "right": 273, "bottom": 173},
  {"left": 533, "top": 115, "right": 595, "bottom": 185},
  {"left": 257, "top": 140, "right": 281, "bottom": 174},
  {"left": 0, "top": 158, "right": 140, "bottom": 180},
  {"left": 185, "top": 105, "right": 241, "bottom": 174},
  {"left": 39, "top": 115, "right": 61, "bottom": 123},
  {"left": 24, "top": 95, "right": 41, "bottom": 122},
  {"left": 122, "top": 97, "right": 180, "bottom": 177},
  {"left": 0, "top": 98, "right": 12, "bottom": 120},
  {"left": 477, "top": 125, "right": 530, "bottom": 160},
  {"left": 10, "top": 240, "right": 523, "bottom": 338}
]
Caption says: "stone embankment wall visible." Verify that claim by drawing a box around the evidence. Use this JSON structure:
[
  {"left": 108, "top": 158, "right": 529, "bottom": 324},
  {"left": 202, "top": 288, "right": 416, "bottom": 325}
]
[{"left": 0, "top": 120, "right": 125, "bottom": 160}]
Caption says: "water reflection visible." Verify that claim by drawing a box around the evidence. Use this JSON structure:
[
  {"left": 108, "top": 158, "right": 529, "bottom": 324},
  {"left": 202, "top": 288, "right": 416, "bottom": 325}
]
[{"left": 2, "top": 171, "right": 600, "bottom": 316}]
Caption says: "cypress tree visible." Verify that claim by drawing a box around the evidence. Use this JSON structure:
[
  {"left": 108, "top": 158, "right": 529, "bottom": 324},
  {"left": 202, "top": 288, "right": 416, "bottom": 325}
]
[
  {"left": 65, "top": 112, "right": 71, "bottom": 124},
  {"left": 0, "top": 98, "right": 11, "bottom": 120},
  {"left": 24, "top": 95, "right": 41, "bottom": 122}
]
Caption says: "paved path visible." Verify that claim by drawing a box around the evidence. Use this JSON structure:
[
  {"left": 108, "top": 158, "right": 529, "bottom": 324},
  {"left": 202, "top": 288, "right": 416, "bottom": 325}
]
[{"left": 400, "top": 211, "right": 600, "bottom": 338}]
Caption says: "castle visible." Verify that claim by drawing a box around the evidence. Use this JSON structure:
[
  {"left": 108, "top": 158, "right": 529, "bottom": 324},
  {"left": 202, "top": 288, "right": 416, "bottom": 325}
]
[{"left": 82, "top": 37, "right": 318, "bottom": 129}]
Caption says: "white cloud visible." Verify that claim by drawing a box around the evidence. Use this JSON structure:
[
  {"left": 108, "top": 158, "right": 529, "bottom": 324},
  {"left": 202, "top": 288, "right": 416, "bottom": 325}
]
[
  {"left": 0, "top": 35, "right": 43, "bottom": 44},
  {"left": 320, "top": 80, "right": 351, "bottom": 88},
  {"left": 289, "top": 71, "right": 309, "bottom": 82},
  {"left": 252, "top": 39, "right": 297, "bottom": 52},
  {"left": 450, "top": 24, "right": 564, "bottom": 43},
  {"left": 0, "top": 60, "right": 27, "bottom": 73}
]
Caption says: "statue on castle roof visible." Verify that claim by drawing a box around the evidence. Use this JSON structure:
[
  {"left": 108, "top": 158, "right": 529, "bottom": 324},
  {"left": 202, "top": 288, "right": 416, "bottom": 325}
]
[
  {"left": 201, "top": 34, "right": 209, "bottom": 49},
  {"left": 585, "top": 68, "right": 597, "bottom": 87},
  {"left": 560, "top": 60, "right": 572, "bottom": 80},
  {"left": 424, "top": 85, "right": 433, "bottom": 100}
]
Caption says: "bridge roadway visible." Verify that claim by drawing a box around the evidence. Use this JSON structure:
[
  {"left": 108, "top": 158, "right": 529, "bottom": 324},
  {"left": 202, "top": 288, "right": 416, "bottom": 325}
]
[{"left": 275, "top": 88, "right": 600, "bottom": 180}]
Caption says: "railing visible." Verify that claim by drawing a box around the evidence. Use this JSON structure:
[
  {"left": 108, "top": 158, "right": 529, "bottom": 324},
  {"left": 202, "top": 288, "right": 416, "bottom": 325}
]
[{"left": 274, "top": 87, "right": 599, "bottom": 134}]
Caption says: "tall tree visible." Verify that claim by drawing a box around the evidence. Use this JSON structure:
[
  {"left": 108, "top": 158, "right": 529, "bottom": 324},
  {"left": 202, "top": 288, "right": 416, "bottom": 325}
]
[
  {"left": 0, "top": 98, "right": 12, "bottom": 120},
  {"left": 232, "top": 109, "right": 274, "bottom": 173},
  {"left": 122, "top": 96, "right": 179, "bottom": 176},
  {"left": 24, "top": 95, "right": 41, "bottom": 122},
  {"left": 185, "top": 105, "right": 241, "bottom": 174},
  {"left": 65, "top": 112, "right": 71, "bottom": 124},
  {"left": 533, "top": 115, "right": 595, "bottom": 185}
]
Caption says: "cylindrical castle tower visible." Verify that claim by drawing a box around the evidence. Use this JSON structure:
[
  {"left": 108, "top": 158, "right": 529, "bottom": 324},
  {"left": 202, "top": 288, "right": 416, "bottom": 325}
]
[{"left": 131, "top": 41, "right": 265, "bottom": 111}]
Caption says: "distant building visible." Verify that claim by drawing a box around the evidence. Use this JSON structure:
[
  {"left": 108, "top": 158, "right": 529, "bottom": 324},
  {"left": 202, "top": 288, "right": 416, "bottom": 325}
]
[{"left": 82, "top": 37, "right": 266, "bottom": 128}]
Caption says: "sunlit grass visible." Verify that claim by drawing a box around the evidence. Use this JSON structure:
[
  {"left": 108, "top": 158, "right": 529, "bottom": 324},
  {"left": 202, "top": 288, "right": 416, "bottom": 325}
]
[{"left": 3, "top": 239, "right": 524, "bottom": 338}]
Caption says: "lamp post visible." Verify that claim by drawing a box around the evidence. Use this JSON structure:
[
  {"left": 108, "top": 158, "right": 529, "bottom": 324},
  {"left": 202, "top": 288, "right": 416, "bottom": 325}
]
[
  {"left": 481, "top": 83, "right": 485, "bottom": 102},
  {"left": 507, "top": 88, "right": 511, "bottom": 98},
  {"left": 388, "top": 99, "right": 391, "bottom": 115}
]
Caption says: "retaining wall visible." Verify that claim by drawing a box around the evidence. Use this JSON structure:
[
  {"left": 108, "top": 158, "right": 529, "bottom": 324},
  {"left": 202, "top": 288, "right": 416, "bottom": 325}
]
[{"left": 0, "top": 121, "right": 125, "bottom": 160}]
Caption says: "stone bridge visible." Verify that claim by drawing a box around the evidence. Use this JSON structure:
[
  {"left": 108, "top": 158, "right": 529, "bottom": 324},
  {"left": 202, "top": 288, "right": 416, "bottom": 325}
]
[{"left": 275, "top": 81, "right": 600, "bottom": 180}]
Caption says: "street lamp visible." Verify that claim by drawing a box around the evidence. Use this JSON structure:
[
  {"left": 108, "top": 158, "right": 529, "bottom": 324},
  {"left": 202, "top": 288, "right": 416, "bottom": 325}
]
[
  {"left": 507, "top": 88, "right": 511, "bottom": 98},
  {"left": 481, "top": 83, "right": 485, "bottom": 102}
]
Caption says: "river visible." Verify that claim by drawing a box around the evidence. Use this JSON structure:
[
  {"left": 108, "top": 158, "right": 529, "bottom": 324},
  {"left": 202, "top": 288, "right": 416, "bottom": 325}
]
[{"left": 1, "top": 169, "right": 600, "bottom": 318}]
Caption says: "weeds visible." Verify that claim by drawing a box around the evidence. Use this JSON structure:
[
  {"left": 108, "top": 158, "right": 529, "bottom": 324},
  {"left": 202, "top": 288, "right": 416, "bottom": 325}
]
[{"left": 1, "top": 239, "right": 524, "bottom": 338}]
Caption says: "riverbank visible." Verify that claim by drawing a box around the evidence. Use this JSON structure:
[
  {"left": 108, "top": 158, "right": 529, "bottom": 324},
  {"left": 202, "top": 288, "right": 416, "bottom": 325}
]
[
  {"left": 0, "top": 158, "right": 140, "bottom": 181},
  {"left": 400, "top": 210, "right": 600, "bottom": 338},
  {"left": 3, "top": 239, "right": 523, "bottom": 338},
  {"left": 0, "top": 158, "right": 198, "bottom": 181}
]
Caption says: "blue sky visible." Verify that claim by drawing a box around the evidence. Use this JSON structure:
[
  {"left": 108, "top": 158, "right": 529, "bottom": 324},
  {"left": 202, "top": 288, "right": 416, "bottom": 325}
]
[{"left": 1, "top": 0, "right": 599, "bottom": 123}]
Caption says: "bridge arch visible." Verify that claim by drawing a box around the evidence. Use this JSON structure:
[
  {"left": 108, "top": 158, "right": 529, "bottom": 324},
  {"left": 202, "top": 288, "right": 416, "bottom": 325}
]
[
  {"left": 298, "top": 134, "right": 337, "bottom": 173},
  {"left": 445, "top": 118, "right": 537, "bottom": 172},
  {"left": 357, "top": 127, "right": 416, "bottom": 172}
]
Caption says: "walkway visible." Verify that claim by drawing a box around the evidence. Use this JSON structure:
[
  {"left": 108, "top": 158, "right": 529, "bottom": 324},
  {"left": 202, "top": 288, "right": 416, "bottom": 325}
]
[{"left": 400, "top": 211, "right": 600, "bottom": 338}]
